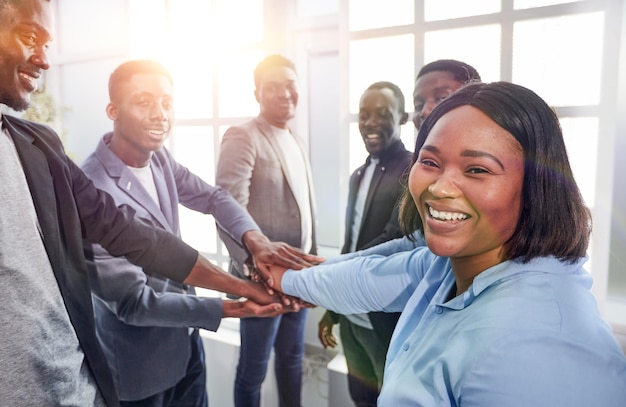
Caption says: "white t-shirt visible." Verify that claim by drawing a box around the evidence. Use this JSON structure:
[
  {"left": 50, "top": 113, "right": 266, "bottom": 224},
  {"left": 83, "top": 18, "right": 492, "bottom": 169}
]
[{"left": 272, "top": 126, "right": 313, "bottom": 253}]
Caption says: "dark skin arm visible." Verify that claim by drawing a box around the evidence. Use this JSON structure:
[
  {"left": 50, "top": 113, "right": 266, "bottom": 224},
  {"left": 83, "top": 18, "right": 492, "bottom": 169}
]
[
  {"left": 183, "top": 235, "right": 320, "bottom": 311},
  {"left": 184, "top": 255, "right": 287, "bottom": 307},
  {"left": 222, "top": 298, "right": 290, "bottom": 318},
  {"left": 243, "top": 230, "right": 323, "bottom": 308},
  {"left": 242, "top": 230, "right": 324, "bottom": 278}
]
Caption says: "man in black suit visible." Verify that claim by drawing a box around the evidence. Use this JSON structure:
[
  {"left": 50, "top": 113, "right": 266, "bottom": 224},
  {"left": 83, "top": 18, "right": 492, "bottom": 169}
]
[
  {"left": 0, "top": 1, "right": 317, "bottom": 406},
  {"left": 318, "top": 81, "right": 412, "bottom": 407}
]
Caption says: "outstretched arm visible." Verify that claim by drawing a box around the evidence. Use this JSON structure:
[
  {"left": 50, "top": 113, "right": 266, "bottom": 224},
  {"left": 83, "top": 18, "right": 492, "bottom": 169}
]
[
  {"left": 243, "top": 230, "right": 324, "bottom": 273},
  {"left": 222, "top": 298, "right": 290, "bottom": 318},
  {"left": 323, "top": 231, "right": 425, "bottom": 266},
  {"left": 263, "top": 251, "right": 421, "bottom": 315},
  {"left": 184, "top": 254, "right": 288, "bottom": 307},
  {"left": 74, "top": 156, "right": 311, "bottom": 308},
  {"left": 87, "top": 240, "right": 293, "bottom": 331}
]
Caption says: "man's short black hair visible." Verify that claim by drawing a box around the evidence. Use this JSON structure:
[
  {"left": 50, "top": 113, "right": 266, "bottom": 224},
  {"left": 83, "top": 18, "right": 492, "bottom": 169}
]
[
  {"left": 253, "top": 54, "right": 296, "bottom": 89},
  {"left": 366, "top": 81, "right": 406, "bottom": 114},
  {"left": 417, "top": 59, "right": 481, "bottom": 84},
  {"left": 108, "top": 60, "right": 173, "bottom": 102}
]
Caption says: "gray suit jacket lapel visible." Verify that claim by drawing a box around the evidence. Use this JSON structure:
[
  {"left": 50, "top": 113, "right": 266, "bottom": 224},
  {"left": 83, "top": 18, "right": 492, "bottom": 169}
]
[
  {"left": 95, "top": 140, "right": 173, "bottom": 233},
  {"left": 257, "top": 120, "right": 298, "bottom": 196},
  {"left": 254, "top": 117, "right": 317, "bottom": 241},
  {"left": 256, "top": 117, "right": 316, "bottom": 212}
]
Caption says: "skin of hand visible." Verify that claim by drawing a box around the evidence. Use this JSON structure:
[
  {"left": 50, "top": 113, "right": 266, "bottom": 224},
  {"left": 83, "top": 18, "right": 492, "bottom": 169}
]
[
  {"left": 256, "top": 262, "right": 291, "bottom": 293},
  {"left": 250, "top": 268, "right": 316, "bottom": 312},
  {"left": 222, "top": 299, "right": 291, "bottom": 318},
  {"left": 184, "top": 254, "right": 286, "bottom": 306},
  {"left": 318, "top": 310, "right": 338, "bottom": 349},
  {"left": 242, "top": 230, "right": 325, "bottom": 287}
]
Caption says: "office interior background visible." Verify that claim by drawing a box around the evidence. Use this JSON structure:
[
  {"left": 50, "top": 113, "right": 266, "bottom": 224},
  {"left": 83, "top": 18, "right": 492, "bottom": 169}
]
[{"left": 26, "top": 0, "right": 626, "bottom": 405}]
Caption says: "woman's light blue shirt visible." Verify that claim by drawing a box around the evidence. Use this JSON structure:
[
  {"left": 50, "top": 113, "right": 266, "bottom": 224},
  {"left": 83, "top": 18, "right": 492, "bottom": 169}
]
[{"left": 282, "top": 248, "right": 626, "bottom": 406}]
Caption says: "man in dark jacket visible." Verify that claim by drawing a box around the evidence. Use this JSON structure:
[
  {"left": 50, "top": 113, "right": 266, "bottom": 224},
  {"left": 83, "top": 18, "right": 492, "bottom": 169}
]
[{"left": 318, "top": 81, "right": 412, "bottom": 407}]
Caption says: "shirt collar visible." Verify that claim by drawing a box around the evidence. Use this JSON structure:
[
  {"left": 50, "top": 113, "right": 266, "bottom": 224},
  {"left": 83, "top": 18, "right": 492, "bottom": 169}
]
[{"left": 442, "top": 255, "right": 589, "bottom": 310}]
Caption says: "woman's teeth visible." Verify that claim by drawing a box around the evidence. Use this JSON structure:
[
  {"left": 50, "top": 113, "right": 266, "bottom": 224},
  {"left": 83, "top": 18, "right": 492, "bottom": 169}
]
[{"left": 429, "top": 206, "right": 468, "bottom": 221}]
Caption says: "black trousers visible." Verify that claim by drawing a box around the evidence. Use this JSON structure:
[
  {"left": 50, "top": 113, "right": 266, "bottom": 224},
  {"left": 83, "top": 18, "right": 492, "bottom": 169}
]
[{"left": 339, "top": 315, "right": 387, "bottom": 407}]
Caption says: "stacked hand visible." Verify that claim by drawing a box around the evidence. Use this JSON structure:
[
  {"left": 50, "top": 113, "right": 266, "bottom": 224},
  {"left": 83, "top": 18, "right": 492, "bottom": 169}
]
[
  {"left": 222, "top": 298, "right": 288, "bottom": 318},
  {"left": 251, "top": 262, "right": 337, "bottom": 349},
  {"left": 243, "top": 230, "right": 324, "bottom": 287},
  {"left": 184, "top": 245, "right": 318, "bottom": 318},
  {"left": 242, "top": 230, "right": 322, "bottom": 310},
  {"left": 249, "top": 267, "right": 315, "bottom": 311},
  {"left": 239, "top": 276, "right": 303, "bottom": 314}
]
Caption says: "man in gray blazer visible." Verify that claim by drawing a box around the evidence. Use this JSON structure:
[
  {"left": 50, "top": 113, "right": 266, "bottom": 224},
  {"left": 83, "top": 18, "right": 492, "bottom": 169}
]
[
  {"left": 82, "top": 60, "right": 319, "bottom": 407},
  {"left": 216, "top": 54, "right": 318, "bottom": 407}
]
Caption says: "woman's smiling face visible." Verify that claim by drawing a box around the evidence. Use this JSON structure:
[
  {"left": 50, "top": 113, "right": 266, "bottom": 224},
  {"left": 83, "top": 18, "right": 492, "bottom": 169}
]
[{"left": 409, "top": 105, "right": 525, "bottom": 266}]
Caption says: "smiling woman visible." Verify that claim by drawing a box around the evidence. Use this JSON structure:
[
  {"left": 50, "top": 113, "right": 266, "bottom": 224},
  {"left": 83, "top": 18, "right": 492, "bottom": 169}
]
[
  {"left": 401, "top": 81, "right": 590, "bottom": 266},
  {"left": 265, "top": 81, "right": 626, "bottom": 407},
  {"left": 409, "top": 105, "right": 525, "bottom": 286}
]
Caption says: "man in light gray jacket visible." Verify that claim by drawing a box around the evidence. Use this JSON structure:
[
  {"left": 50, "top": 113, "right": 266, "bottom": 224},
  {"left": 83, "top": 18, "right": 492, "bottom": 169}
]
[{"left": 216, "top": 54, "right": 318, "bottom": 407}]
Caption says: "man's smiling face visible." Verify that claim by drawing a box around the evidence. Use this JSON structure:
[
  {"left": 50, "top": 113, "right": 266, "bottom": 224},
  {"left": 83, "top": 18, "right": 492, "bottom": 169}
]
[{"left": 0, "top": 0, "right": 53, "bottom": 111}]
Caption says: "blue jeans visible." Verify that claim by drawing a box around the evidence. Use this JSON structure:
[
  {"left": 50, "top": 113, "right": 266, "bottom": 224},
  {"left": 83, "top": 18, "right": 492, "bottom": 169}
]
[{"left": 234, "top": 309, "right": 308, "bottom": 407}]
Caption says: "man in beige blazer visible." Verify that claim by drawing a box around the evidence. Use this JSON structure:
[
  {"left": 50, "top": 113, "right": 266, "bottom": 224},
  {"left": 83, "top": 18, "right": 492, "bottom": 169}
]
[{"left": 216, "top": 54, "right": 317, "bottom": 407}]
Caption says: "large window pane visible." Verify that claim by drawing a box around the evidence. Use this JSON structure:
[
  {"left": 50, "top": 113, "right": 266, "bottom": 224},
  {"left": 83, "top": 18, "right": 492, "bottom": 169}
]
[
  {"left": 512, "top": 12, "right": 604, "bottom": 107},
  {"left": 216, "top": 0, "right": 263, "bottom": 46},
  {"left": 425, "top": 0, "right": 500, "bottom": 21},
  {"left": 349, "top": 123, "right": 365, "bottom": 174},
  {"left": 178, "top": 207, "right": 218, "bottom": 254},
  {"left": 59, "top": 60, "right": 120, "bottom": 161},
  {"left": 297, "top": 0, "right": 339, "bottom": 18},
  {"left": 349, "top": 0, "right": 414, "bottom": 31},
  {"left": 170, "top": 65, "right": 213, "bottom": 119},
  {"left": 349, "top": 35, "right": 414, "bottom": 114},
  {"left": 514, "top": 0, "right": 583, "bottom": 10},
  {"left": 424, "top": 25, "right": 502, "bottom": 83},
  {"left": 560, "top": 117, "right": 599, "bottom": 208},
  {"left": 401, "top": 124, "right": 415, "bottom": 153},
  {"left": 170, "top": 126, "right": 217, "bottom": 253},
  {"left": 129, "top": 0, "right": 166, "bottom": 58},
  {"left": 167, "top": 0, "right": 214, "bottom": 119},
  {"left": 171, "top": 126, "right": 215, "bottom": 183},
  {"left": 59, "top": 0, "right": 129, "bottom": 55},
  {"left": 218, "top": 50, "right": 265, "bottom": 117}
]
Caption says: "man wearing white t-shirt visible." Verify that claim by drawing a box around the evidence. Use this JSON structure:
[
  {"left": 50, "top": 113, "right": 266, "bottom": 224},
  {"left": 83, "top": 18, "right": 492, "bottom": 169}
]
[{"left": 216, "top": 54, "right": 318, "bottom": 407}]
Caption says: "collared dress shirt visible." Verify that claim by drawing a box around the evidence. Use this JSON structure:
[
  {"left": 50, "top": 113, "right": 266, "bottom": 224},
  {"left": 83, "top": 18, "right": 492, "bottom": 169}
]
[{"left": 283, "top": 248, "right": 626, "bottom": 406}]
